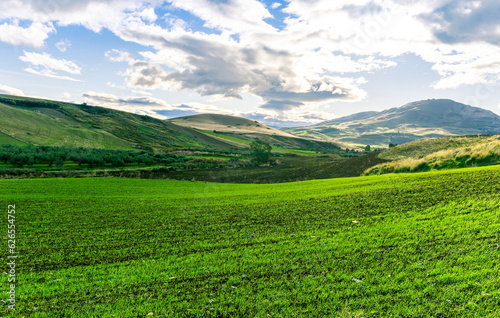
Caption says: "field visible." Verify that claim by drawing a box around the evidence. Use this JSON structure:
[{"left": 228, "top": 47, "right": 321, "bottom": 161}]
[
  {"left": 366, "top": 135, "right": 500, "bottom": 175},
  {"left": 2, "top": 165, "right": 500, "bottom": 317}
]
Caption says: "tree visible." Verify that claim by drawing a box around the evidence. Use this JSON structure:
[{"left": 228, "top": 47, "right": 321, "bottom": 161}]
[
  {"left": 250, "top": 140, "right": 272, "bottom": 164},
  {"left": 9, "top": 154, "right": 34, "bottom": 167},
  {"left": 389, "top": 143, "right": 397, "bottom": 148},
  {"left": 364, "top": 145, "right": 371, "bottom": 152}
]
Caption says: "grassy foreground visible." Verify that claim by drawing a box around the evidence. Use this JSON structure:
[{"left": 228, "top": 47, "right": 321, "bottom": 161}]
[{"left": 2, "top": 166, "right": 500, "bottom": 317}]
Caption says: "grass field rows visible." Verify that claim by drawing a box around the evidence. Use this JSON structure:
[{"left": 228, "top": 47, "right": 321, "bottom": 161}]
[{"left": 1, "top": 166, "right": 500, "bottom": 316}]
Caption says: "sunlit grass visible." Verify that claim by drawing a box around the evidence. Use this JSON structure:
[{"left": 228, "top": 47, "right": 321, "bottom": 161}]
[{"left": 2, "top": 166, "right": 500, "bottom": 316}]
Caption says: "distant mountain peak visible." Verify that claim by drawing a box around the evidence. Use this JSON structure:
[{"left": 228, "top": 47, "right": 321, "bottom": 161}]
[{"left": 284, "top": 99, "right": 500, "bottom": 148}]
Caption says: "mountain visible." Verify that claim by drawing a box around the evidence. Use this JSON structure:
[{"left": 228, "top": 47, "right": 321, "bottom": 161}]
[
  {"left": 169, "top": 113, "right": 342, "bottom": 150},
  {"left": 0, "top": 94, "right": 341, "bottom": 151},
  {"left": 284, "top": 99, "right": 500, "bottom": 148}
]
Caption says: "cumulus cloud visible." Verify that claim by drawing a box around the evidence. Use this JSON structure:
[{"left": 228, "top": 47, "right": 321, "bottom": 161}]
[
  {"left": 244, "top": 108, "right": 337, "bottom": 128},
  {"left": 167, "top": 0, "right": 275, "bottom": 34},
  {"left": 0, "top": 0, "right": 160, "bottom": 33},
  {"left": 56, "top": 39, "right": 71, "bottom": 52},
  {"left": 3, "top": 0, "right": 500, "bottom": 121},
  {"left": 82, "top": 91, "right": 171, "bottom": 119},
  {"left": 82, "top": 91, "right": 169, "bottom": 107},
  {"left": 0, "top": 84, "right": 25, "bottom": 96},
  {"left": 271, "top": 3, "right": 282, "bottom": 10},
  {"left": 61, "top": 92, "right": 71, "bottom": 101},
  {"left": 81, "top": 91, "right": 235, "bottom": 119},
  {"left": 0, "top": 21, "right": 54, "bottom": 48},
  {"left": 421, "top": 0, "right": 500, "bottom": 45},
  {"left": 124, "top": 60, "right": 171, "bottom": 90},
  {"left": 115, "top": 23, "right": 375, "bottom": 110},
  {"left": 105, "top": 49, "right": 134, "bottom": 62},
  {"left": 19, "top": 51, "right": 82, "bottom": 81}
]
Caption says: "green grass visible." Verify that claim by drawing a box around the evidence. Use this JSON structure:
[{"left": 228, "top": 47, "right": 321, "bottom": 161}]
[
  {"left": 377, "top": 135, "right": 498, "bottom": 161},
  {"left": 366, "top": 135, "right": 500, "bottom": 175},
  {"left": 2, "top": 166, "right": 500, "bottom": 316},
  {"left": 203, "top": 130, "right": 320, "bottom": 155},
  {"left": 202, "top": 130, "right": 251, "bottom": 145},
  {"left": 0, "top": 95, "right": 203, "bottom": 149},
  {"left": 0, "top": 131, "right": 27, "bottom": 146}
]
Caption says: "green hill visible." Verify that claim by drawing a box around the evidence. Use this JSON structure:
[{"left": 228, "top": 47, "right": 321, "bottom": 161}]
[
  {"left": 0, "top": 94, "right": 343, "bottom": 152},
  {"left": 0, "top": 94, "right": 203, "bottom": 149},
  {"left": 365, "top": 134, "right": 500, "bottom": 174},
  {"left": 285, "top": 99, "right": 500, "bottom": 148},
  {"left": 170, "top": 113, "right": 343, "bottom": 150}
]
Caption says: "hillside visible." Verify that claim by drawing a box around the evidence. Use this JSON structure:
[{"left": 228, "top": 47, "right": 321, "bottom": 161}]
[
  {"left": 285, "top": 99, "right": 500, "bottom": 148},
  {"left": 0, "top": 94, "right": 204, "bottom": 149},
  {"left": 170, "top": 113, "right": 344, "bottom": 150},
  {"left": 364, "top": 134, "right": 500, "bottom": 174},
  {"left": 170, "top": 113, "right": 294, "bottom": 137},
  {"left": 0, "top": 94, "right": 343, "bottom": 151}
]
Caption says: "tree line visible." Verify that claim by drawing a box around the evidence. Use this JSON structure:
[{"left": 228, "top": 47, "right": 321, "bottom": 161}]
[{"left": 0, "top": 145, "right": 188, "bottom": 168}]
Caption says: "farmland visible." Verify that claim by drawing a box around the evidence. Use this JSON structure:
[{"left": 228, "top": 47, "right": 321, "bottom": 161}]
[{"left": 2, "top": 165, "right": 500, "bottom": 317}]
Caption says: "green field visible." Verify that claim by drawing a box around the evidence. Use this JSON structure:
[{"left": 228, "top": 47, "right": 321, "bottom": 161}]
[
  {"left": 2, "top": 165, "right": 500, "bottom": 316},
  {"left": 366, "top": 135, "right": 500, "bottom": 175}
]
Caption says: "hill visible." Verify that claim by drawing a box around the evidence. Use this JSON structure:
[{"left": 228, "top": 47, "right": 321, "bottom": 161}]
[
  {"left": 170, "top": 113, "right": 294, "bottom": 137},
  {"left": 0, "top": 94, "right": 204, "bottom": 149},
  {"left": 170, "top": 113, "right": 344, "bottom": 150},
  {"left": 0, "top": 94, "right": 343, "bottom": 152},
  {"left": 285, "top": 99, "right": 500, "bottom": 148},
  {"left": 364, "top": 134, "right": 500, "bottom": 175}
]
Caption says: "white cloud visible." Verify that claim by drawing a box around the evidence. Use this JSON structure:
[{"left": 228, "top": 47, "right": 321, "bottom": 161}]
[
  {"left": 19, "top": 51, "right": 82, "bottom": 81},
  {"left": 56, "top": 39, "right": 71, "bottom": 52},
  {"left": 0, "top": 84, "right": 25, "bottom": 96},
  {"left": 61, "top": 92, "right": 71, "bottom": 101},
  {"left": 82, "top": 91, "right": 169, "bottom": 107},
  {"left": 81, "top": 91, "right": 238, "bottom": 119},
  {"left": 0, "top": 1, "right": 160, "bottom": 33},
  {"left": 0, "top": 21, "right": 54, "bottom": 48},
  {"left": 2, "top": 0, "right": 500, "bottom": 118},
  {"left": 131, "top": 90, "right": 152, "bottom": 96},
  {"left": 167, "top": 0, "right": 275, "bottom": 34},
  {"left": 271, "top": 3, "right": 282, "bottom": 9},
  {"left": 82, "top": 91, "right": 171, "bottom": 119},
  {"left": 105, "top": 49, "right": 134, "bottom": 62}
]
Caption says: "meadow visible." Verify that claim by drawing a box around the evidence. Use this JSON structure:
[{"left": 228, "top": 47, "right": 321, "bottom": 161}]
[
  {"left": 366, "top": 135, "right": 500, "bottom": 175},
  {"left": 1, "top": 165, "right": 500, "bottom": 317}
]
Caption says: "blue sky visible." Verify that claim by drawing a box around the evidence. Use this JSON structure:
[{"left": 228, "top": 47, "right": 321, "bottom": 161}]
[{"left": 1, "top": 0, "right": 500, "bottom": 127}]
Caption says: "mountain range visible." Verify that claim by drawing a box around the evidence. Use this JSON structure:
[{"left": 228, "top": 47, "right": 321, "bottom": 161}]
[{"left": 284, "top": 99, "right": 500, "bottom": 148}]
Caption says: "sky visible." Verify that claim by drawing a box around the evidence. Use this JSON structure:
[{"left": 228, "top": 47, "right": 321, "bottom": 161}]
[{"left": 1, "top": 0, "right": 500, "bottom": 128}]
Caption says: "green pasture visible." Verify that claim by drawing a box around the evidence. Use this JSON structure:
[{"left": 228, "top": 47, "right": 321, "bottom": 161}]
[{"left": 1, "top": 166, "right": 500, "bottom": 316}]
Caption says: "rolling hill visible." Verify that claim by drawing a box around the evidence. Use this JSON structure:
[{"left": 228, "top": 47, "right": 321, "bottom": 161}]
[
  {"left": 0, "top": 94, "right": 205, "bottom": 149},
  {"left": 0, "top": 94, "right": 342, "bottom": 151},
  {"left": 170, "top": 113, "right": 294, "bottom": 137},
  {"left": 364, "top": 134, "right": 500, "bottom": 175},
  {"left": 169, "top": 113, "right": 343, "bottom": 150},
  {"left": 284, "top": 99, "right": 500, "bottom": 148}
]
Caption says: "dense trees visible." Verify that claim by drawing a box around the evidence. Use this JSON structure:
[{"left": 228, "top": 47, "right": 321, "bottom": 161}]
[
  {"left": 0, "top": 145, "right": 187, "bottom": 168},
  {"left": 250, "top": 140, "right": 272, "bottom": 164}
]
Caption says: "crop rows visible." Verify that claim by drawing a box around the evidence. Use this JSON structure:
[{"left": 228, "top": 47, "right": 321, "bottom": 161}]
[{"left": 1, "top": 166, "right": 500, "bottom": 316}]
